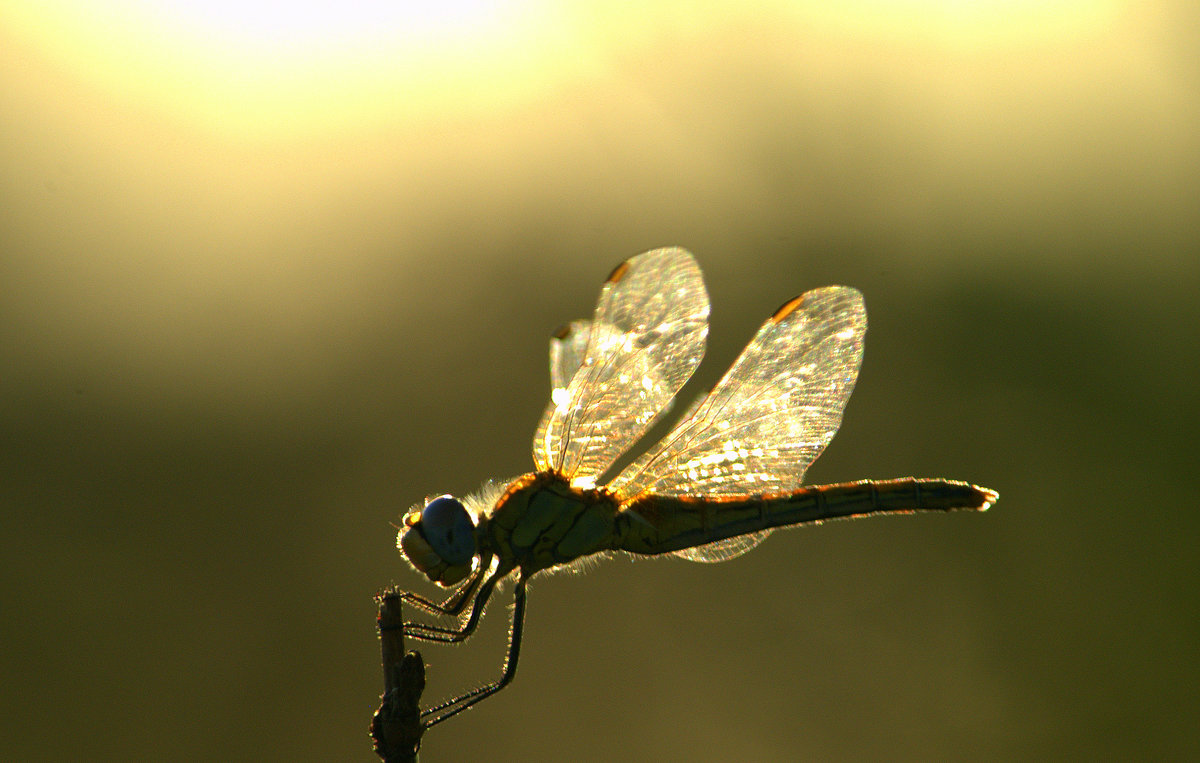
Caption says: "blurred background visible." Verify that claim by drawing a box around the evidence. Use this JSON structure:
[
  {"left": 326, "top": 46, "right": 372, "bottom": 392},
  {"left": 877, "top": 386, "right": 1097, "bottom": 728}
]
[{"left": 2, "top": 1, "right": 1196, "bottom": 760}]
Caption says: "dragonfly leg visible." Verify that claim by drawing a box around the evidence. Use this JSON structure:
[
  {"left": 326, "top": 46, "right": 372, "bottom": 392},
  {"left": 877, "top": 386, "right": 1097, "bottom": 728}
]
[
  {"left": 402, "top": 565, "right": 506, "bottom": 643},
  {"left": 394, "top": 584, "right": 472, "bottom": 619},
  {"left": 419, "top": 578, "right": 527, "bottom": 727},
  {"left": 397, "top": 552, "right": 493, "bottom": 619}
]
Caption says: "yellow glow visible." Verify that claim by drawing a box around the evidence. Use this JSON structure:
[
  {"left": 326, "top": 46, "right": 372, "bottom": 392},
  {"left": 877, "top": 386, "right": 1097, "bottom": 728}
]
[
  {"left": 142, "top": 1, "right": 511, "bottom": 47},
  {"left": 795, "top": 0, "right": 1125, "bottom": 48},
  {"left": 2, "top": 0, "right": 569, "bottom": 141},
  {"left": 3, "top": 0, "right": 1126, "bottom": 142}
]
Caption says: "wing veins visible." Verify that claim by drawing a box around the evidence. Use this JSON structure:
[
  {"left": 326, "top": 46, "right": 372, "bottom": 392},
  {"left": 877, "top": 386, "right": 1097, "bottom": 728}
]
[
  {"left": 533, "top": 248, "right": 710, "bottom": 483},
  {"left": 610, "top": 286, "right": 865, "bottom": 502}
]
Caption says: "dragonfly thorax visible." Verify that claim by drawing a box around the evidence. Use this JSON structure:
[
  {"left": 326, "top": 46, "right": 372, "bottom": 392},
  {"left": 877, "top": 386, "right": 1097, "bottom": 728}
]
[
  {"left": 399, "top": 495, "right": 479, "bottom": 586},
  {"left": 486, "top": 472, "right": 622, "bottom": 575}
]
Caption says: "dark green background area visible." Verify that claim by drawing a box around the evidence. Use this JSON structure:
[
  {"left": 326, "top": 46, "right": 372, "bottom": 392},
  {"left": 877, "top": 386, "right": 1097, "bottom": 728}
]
[{"left": 2, "top": 6, "right": 1197, "bottom": 762}]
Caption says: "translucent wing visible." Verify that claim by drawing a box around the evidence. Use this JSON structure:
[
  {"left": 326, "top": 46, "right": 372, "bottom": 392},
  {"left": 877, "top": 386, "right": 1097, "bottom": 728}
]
[
  {"left": 538, "top": 320, "right": 681, "bottom": 449},
  {"left": 549, "top": 320, "right": 591, "bottom": 393},
  {"left": 535, "top": 319, "right": 591, "bottom": 457},
  {"left": 608, "top": 286, "right": 866, "bottom": 561},
  {"left": 532, "top": 248, "right": 709, "bottom": 486}
]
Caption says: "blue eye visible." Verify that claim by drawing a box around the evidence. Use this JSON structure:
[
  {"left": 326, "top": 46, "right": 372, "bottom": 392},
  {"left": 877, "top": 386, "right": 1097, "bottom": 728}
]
[{"left": 421, "top": 495, "right": 475, "bottom": 565}]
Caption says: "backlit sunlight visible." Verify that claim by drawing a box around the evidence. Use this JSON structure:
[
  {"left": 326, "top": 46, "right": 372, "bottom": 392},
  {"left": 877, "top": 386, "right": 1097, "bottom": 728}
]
[
  {"left": 3, "top": 0, "right": 1126, "bottom": 141},
  {"left": 4, "top": 0, "right": 563, "bottom": 139}
]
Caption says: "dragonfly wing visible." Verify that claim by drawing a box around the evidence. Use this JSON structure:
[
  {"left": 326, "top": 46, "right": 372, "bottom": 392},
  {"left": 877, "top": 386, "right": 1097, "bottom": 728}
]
[
  {"left": 535, "top": 319, "right": 590, "bottom": 438},
  {"left": 609, "top": 286, "right": 866, "bottom": 561},
  {"left": 537, "top": 320, "right": 681, "bottom": 445},
  {"left": 672, "top": 531, "right": 772, "bottom": 562},
  {"left": 549, "top": 320, "right": 591, "bottom": 392},
  {"left": 532, "top": 248, "right": 709, "bottom": 486}
]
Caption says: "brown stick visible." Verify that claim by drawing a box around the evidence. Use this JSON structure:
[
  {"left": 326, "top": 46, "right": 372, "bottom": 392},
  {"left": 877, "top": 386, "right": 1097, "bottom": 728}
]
[{"left": 371, "top": 590, "right": 426, "bottom": 763}]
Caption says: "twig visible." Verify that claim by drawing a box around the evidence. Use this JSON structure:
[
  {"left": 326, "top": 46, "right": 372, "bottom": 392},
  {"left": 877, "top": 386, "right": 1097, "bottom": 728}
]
[{"left": 371, "top": 590, "right": 426, "bottom": 763}]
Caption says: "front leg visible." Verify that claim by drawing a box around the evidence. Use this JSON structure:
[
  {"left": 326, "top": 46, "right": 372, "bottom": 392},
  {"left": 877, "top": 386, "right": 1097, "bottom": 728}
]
[
  {"left": 395, "top": 555, "right": 490, "bottom": 619},
  {"left": 402, "top": 564, "right": 508, "bottom": 644}
]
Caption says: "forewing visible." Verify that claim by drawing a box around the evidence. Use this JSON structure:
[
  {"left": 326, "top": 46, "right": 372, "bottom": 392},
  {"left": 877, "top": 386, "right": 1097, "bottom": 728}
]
[
  {"left": 532, "top": 248, "right": 709, "bottom": 485},
  {"left": 550, "top": 320, "right": 591, "bottom": 395},
  {"left": 609, "top": 286, "right": 866, "bottom": 560},
  {"left": 537, "top": 320, "right": 684, "bottom": 447}
]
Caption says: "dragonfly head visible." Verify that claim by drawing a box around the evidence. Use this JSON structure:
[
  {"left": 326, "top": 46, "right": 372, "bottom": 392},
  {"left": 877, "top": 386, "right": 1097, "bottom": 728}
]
[{"left": 398, "top": 494, "right": 478, "bottom": 586}]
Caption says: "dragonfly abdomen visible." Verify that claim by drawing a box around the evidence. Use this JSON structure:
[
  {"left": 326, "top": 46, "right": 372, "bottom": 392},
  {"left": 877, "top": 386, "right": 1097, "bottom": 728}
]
[{"left": 618, "top": 478, "right": 997, "bottom": 557}]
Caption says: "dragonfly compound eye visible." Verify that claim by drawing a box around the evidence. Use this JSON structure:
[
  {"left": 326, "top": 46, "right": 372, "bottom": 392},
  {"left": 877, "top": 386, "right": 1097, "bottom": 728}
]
[
  {"left": 398, "top": 494, "right": 476, "bottom": 586},
  {"left": 420, "top": 495, "right": 476, "bottom": 566}
]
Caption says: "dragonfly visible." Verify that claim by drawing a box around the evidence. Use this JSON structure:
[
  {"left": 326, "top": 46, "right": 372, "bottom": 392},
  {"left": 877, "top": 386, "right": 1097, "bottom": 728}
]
[{"left": 396, "top": 247, "right": 997, "bottom": 727}]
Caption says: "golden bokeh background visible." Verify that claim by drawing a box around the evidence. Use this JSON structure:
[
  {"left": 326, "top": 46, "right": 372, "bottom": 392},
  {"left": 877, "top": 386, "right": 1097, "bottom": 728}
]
[{"left": 2, "top": 1, "right": 1196, "bottom": 760}]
